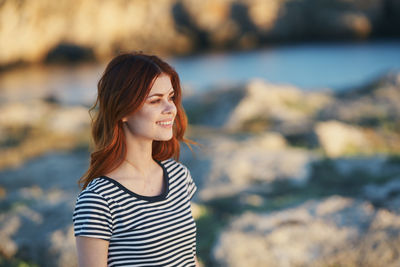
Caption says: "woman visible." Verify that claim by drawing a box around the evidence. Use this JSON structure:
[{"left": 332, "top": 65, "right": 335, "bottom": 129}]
[{"left": 72, "top": 52, "right": 199, "bottom": 266}]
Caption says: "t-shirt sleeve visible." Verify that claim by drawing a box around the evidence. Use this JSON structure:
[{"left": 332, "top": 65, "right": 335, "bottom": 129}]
[
  {"left": 72, "top": 190, "right": 113, "bottom": 241},
  {"left": 186, "top": 168, "right": 197, "bottom": 201}
]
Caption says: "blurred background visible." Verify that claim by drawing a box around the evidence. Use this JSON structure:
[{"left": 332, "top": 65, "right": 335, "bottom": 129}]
[{"left": 1, "top": 0, "right": 400, "bottom": 266}]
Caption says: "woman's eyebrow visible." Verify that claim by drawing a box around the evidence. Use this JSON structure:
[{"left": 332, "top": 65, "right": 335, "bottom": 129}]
[{"left": 147, "top": 89, "right": 174, "bottom": 98}]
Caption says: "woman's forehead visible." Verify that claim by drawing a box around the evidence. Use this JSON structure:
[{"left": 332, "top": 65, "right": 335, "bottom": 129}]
[{"left": 148, "top": 74, "right": 174, "bottom": 94}]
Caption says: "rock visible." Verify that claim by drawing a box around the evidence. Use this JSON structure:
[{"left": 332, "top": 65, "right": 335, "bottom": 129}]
[
  {"left": 332, "top": 155, "right": 392, "bottom": 176},
  {"left": 45, "top": 43, "right": 95, "bottom": 63},
  {"left": 242, "top": 131, "right": 287, "bottom": 150},
  {"left": 0, "top": 216, "right": 20, "bottom": 258},
  {"left": 315, "top": 120, "right": 371, "bottom": 157},
  {"left": 321, "top": 72, "right": 400, "bottom": 124},
  {"left": 385, "top": 195, "right": 400, "bottom": 215},
  {"left": 363, "top": 178, "right": 400, "bottom": 202},
  {"left": 49, "top": 226, "right": 77, "bottom": 267},
  {"left": 0, "top": 0, "right": 190, "bottom": 67},
  {"left": 314, "top": 72, "right": 400, "bottom": 156},
  {"left": 185, "top": 72, "right": 400, "bottom": 154},
  {"left": 179, "top": 0, "right": 233, "bottom": 47},
  {"left": 1, "top": 0, "right": 400, "bottom": 67},
  {"left": 0, "top": 151, "right": 87, "bottom": 266},
  {"left": 246, "top": 0, "right": 281, "bottom": 32},
  {"left": 0, "top": 101, "right": 92, "bottom": 169},
  {"left": 184, "top": 79, "right": 333, "bottom": 134},
  {"left": 212, "top": 196, "right": 400, "bottom": 267},
  {"left": 0, "top": 100, "right": 90, "bottom": 135},
  {"left": 195, "top": 132, "right": 318, "bottom": 201},
  {"left": 183, "top": 85, "right": 246, "bottom": 127},
  {"left": 0, "top": 101, "right": 50, "bottom": 128},
  {"left": 48, "top": 106, "right": 90, "bottom": 134},
  {"left": 315, "top": 120, "right": 398, "bottom": 157},
  {"left": 225, "top": 79, "right": 333, "bottom": 132}
]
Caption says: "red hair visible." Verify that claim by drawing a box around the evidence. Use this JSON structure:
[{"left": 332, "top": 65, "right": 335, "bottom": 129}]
[{"left": 79, "top": 52, "right": 194, "bottom": 189}]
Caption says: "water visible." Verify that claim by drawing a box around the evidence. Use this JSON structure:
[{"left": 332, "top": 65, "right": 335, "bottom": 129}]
[
  {"left": 170, "top": 40, "right": 400, "bottom": 92},
  {"left": 1, "top": 40, "right": 399, "bottom": 105}
]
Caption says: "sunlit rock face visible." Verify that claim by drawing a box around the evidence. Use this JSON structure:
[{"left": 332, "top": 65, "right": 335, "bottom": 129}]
[
  {"left": 1, "top": 0, "right": 399, "bottom": 67},
  {"left": 315, "top": 120, "right": 399, "bottom": 157},
  {"left": 184, "top": 79, "right": 334, "bottom": 133},
  {"left": 224, "top": 79, "right": 333, "bottom": 132},
  {"left": 212, "top": 196, "right": 400, "bottom": 267},
  {"left": 0, "top": 0, "right": 189, "bottom": 67},
  {"left": 315, "top": 120, "right": 379, "bottom": 157},
  {"left": 315, "top": 72, "right": 400, "bottom": 157}
]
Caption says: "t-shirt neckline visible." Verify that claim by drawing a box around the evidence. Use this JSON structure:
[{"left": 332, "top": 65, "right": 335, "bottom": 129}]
[{"left": 99, "top": 160, "right": 169, "bottom": 202}]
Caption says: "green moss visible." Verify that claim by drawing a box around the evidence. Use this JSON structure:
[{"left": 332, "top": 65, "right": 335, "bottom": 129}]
[
  {"left": 282, "top": 98, "right": 314, "bottom": 114},
  {"left": 0, "top": 257, "right": 39, "bottom": 267},
  {"left": 240, "top": 116, "right": 270, "bottom": 133},
  {"left": 195, "top": 207, "right": 225, "bottom": 267},
  {"left": 204, "top": 196, "right": 244, "bottom": 215}
]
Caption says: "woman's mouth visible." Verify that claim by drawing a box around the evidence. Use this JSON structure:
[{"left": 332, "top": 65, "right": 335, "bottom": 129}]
[{"left": 156, "top": 120, "right": 173, "bottom": 128}]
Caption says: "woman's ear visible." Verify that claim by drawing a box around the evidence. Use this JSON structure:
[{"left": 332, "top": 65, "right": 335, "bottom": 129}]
[{"left": 122, "top": 117, "right": 128, "bottom": 123}]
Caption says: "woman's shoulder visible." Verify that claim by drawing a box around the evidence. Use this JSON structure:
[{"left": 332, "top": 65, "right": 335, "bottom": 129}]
[
  {"left": 85, "top": 176, "right": 110, "bottom": 189},
  {"left": 160, "top": 158, "right": 189, "bottom": 172},
  {"left": 77, "top": 177, "right": 115, "bottom": 200}
]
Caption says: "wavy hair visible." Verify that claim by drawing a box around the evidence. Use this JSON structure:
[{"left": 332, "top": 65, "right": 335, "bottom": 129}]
[{"left": 79, "top": 52, "right": 194, "bottom": 189}]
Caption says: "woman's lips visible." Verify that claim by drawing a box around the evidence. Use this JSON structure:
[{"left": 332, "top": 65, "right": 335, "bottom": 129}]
[{"left": 156, "top": 119, "right": 173, "bottom": 128}]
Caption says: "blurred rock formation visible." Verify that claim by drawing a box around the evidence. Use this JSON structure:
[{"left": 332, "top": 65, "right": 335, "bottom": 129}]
[
  {"left": 212, "top": 196, "right": 400, "bottom": 267},
  {"left": 0, "top": 152, "right": 86, "bottom": 266},
  {"left": 1, "top": 0, "right": 400, "bottom": 68},
  {"left": 195, "top": 132, "right": 317, "bottom": 201},
  {"left": 185, "top": 71, "right": 400, "bottom": 158}
]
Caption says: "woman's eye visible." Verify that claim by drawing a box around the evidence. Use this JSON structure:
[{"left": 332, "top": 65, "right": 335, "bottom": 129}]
[
  {"left": 150, "top": 99, "right": 161, "bottom": 104},
  {"left": 149, "top": 95, "right": 174, "bottom": 104}
]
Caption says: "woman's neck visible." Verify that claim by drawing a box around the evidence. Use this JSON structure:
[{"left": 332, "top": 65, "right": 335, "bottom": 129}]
[
  {"left": 123, "top": 132, "right": 156, "bottom": 174},
  {"left": 124, "top": 148, "right": 155, "bottom": 174}
]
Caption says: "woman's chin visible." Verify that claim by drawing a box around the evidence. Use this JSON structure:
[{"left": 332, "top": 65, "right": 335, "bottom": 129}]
[{"left": 154, "top": 133, "right": 173, "bottom": 141}]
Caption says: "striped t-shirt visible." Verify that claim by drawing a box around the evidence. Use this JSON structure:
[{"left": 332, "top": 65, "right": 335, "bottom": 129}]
[{"left": 72, "top": 159, "right": 197, "bottom": 266}]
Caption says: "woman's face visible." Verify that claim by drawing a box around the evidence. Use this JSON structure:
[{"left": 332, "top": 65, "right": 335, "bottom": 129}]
[{"left": 122, "top": 74, "right": 177, "bottom": 141}]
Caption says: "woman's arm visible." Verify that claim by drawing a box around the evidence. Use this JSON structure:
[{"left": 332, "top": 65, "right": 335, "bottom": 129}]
[{"left": 76, "top": 236, "right": 109, "bottom": 267}]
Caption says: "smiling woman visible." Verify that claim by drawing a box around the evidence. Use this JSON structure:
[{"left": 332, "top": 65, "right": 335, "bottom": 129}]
[
  {"left": 122, "top": 74, "right": 177, "bottom": 142},
  {"left": 72, "top": 52, "right": 199, "bottom": 267}
]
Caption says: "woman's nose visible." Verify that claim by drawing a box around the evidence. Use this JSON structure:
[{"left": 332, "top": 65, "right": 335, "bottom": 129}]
[{"left": 162, "top": 100, "right": 176, "bottom": 114}]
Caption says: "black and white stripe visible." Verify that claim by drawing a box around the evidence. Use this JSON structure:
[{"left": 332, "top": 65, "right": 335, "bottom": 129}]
[{"left": 73, "top": 159, "right": 197, "bottom": 267}]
